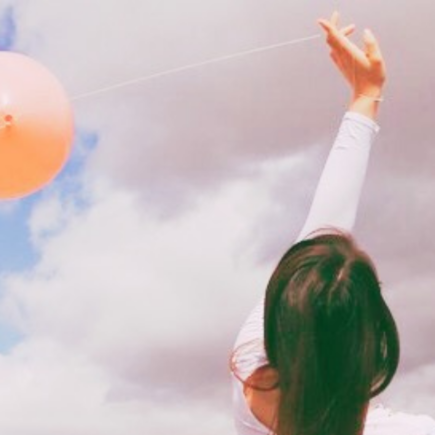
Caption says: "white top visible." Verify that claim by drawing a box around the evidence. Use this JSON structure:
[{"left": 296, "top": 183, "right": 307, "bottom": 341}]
[{"left": 230, "top": 112, "right": 435, "bottom": 435}]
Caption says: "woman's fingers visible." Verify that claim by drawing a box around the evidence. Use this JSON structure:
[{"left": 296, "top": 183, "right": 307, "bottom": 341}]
[
  {"left": 330, "top": 10, "right": 340, "bottom": 27},
  {"left": 341, "top": 24, "right": 356, "bottom": 37},
  {"left": 318, "top": 20, "right": 343, "bottom": 51},
  {"left": 319, "top": 12, "right": 348, "bottom": 35},
  {"left": 317, "top": 18, "right": 331, "bottom": 32},
  {"left": 362, "top": 28, "right": 386, "bottom": 86},
  {"left": 318, "top": 12, "right": 387, "bottom": 93},
  {"left": 363, "top": 29, "right": 383, "bottom": 64},
  {"left": 318, "top": 18, "right": 368, "bottom": 65},
  {"left": 318, "top": 19, "right": 355, "bottom": 46}
]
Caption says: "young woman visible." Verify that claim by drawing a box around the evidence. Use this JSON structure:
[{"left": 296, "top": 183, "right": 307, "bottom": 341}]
[{"left": 230, "top": 11, "right": 435, "bottom": 435}]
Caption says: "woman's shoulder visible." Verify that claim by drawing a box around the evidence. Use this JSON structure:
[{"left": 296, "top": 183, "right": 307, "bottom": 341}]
[
  {"left": 231, "top": 338, "right": 268, "bottom": 383},
  {"left": 243, "top": 372, "right": 280, "bottom": 433}
]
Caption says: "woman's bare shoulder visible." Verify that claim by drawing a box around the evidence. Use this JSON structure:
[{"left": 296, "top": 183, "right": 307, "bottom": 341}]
[{"left": 244, "top": 367, "right": 280, "bottom": 431}]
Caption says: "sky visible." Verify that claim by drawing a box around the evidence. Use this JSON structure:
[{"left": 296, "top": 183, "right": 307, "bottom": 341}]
[{"left": 0, "top": 0, "right": 434, "bottom": 433}]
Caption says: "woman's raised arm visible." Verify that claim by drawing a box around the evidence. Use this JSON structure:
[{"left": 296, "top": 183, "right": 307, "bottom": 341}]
[
  {"left": 232, "top": 12, "right": 387, "bottom": 350},
  {"left": 295, "top": 11, "right": 386, "bottom": 242}
]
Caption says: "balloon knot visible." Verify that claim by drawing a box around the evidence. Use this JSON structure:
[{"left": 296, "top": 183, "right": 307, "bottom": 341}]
[{"left": 0, "top": 114, "right": 13, "bottom": 129}]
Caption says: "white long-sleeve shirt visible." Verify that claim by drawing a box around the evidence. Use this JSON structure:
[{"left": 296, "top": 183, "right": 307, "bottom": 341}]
[{"left": 230, "top": 112, "right": 435, "bottom": 435}]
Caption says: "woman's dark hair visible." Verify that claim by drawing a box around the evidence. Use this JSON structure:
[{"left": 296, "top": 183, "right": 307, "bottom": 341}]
[{"left": 259, "top": 229, "right": 400, "bottom": 435}]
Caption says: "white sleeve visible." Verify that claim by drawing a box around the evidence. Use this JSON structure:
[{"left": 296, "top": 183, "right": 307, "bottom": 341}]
[
  {"left": 296, "top": 112, "right": 380, "bottom": 242},
  {"left": 295, "top": 111, "right": 380, "bottom": 242},
  {"left": 233, "top": 111, "right": 380, "bottom": 351}
]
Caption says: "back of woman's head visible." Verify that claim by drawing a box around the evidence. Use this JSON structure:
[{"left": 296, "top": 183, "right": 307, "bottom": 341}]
[{"left": 264, "top": 229, "right": 400, "bottom": 435}]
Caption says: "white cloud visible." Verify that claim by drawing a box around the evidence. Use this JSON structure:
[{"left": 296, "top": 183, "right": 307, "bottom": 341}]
[
  {"left": 379, "top": 362, "right": 435, "bottom": 416},
  {"left": 1, "top": 0, "right": 435, "bottom": 432},
  {"left": 0, "top": 153, "right": 309, "bottom": 433},
  {"left": 1, "top": 146, "right": 434, "bottom": 432},
  {"left": 0, "top": 339, "right": 234, "bottom": 435},
  {"left": 9, "top": 0, "right": 333, "bottom": 212}
]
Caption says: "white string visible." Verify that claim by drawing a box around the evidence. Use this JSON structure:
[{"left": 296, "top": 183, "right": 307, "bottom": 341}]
[{"left": 71, "top": 33, "right": 322, "bottom": 101}]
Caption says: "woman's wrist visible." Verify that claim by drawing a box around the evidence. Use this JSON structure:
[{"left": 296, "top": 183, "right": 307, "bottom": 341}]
[{"left": 348, "top": 92, "right": 383, "bottom": 121}]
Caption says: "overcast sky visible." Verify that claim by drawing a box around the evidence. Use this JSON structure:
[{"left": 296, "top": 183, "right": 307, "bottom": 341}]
[{"left": 0, "top": 0, "right": 434, "bottom": 433}]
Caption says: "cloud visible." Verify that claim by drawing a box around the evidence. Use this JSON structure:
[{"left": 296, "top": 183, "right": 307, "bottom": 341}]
[
  {"left": 9, "top": 0, "right": 339, "bottom": 214},
  {"left": 1, "top": 144, "right": 434, "bottom": 432},
  {"left": 0, "top": 338, "right": 234, "bottom": 435},
  {"left": 7, "top": 0, "right": 435, "bottom": 210},
  {"left": 379, "top": 361, "right": 435, "bottom": 416},
  {"left": 0, "top": 155, "right": 307, "bottom": 432},
  {"left": 0, "top": 0, "right": 435, "bottom": 432}
]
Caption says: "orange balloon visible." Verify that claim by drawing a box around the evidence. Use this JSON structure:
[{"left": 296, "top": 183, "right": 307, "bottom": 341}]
[{"left": 0, "top": 51, "right": 74, "bottom": 199}]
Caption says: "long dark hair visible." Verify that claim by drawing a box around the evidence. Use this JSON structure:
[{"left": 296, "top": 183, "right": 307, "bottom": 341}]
[{"left": 254, "top": 229, "right": 399, "bottom": 435}]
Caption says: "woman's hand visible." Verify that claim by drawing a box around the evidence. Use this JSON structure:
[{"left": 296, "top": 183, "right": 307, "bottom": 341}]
[{"left": 317, "top": 11, "right": 386, "bottom": 100}]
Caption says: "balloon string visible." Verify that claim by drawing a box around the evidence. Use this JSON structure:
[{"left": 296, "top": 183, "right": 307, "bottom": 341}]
[{"left": 71, "top": 33, "right": 322, "bottom": 101}]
